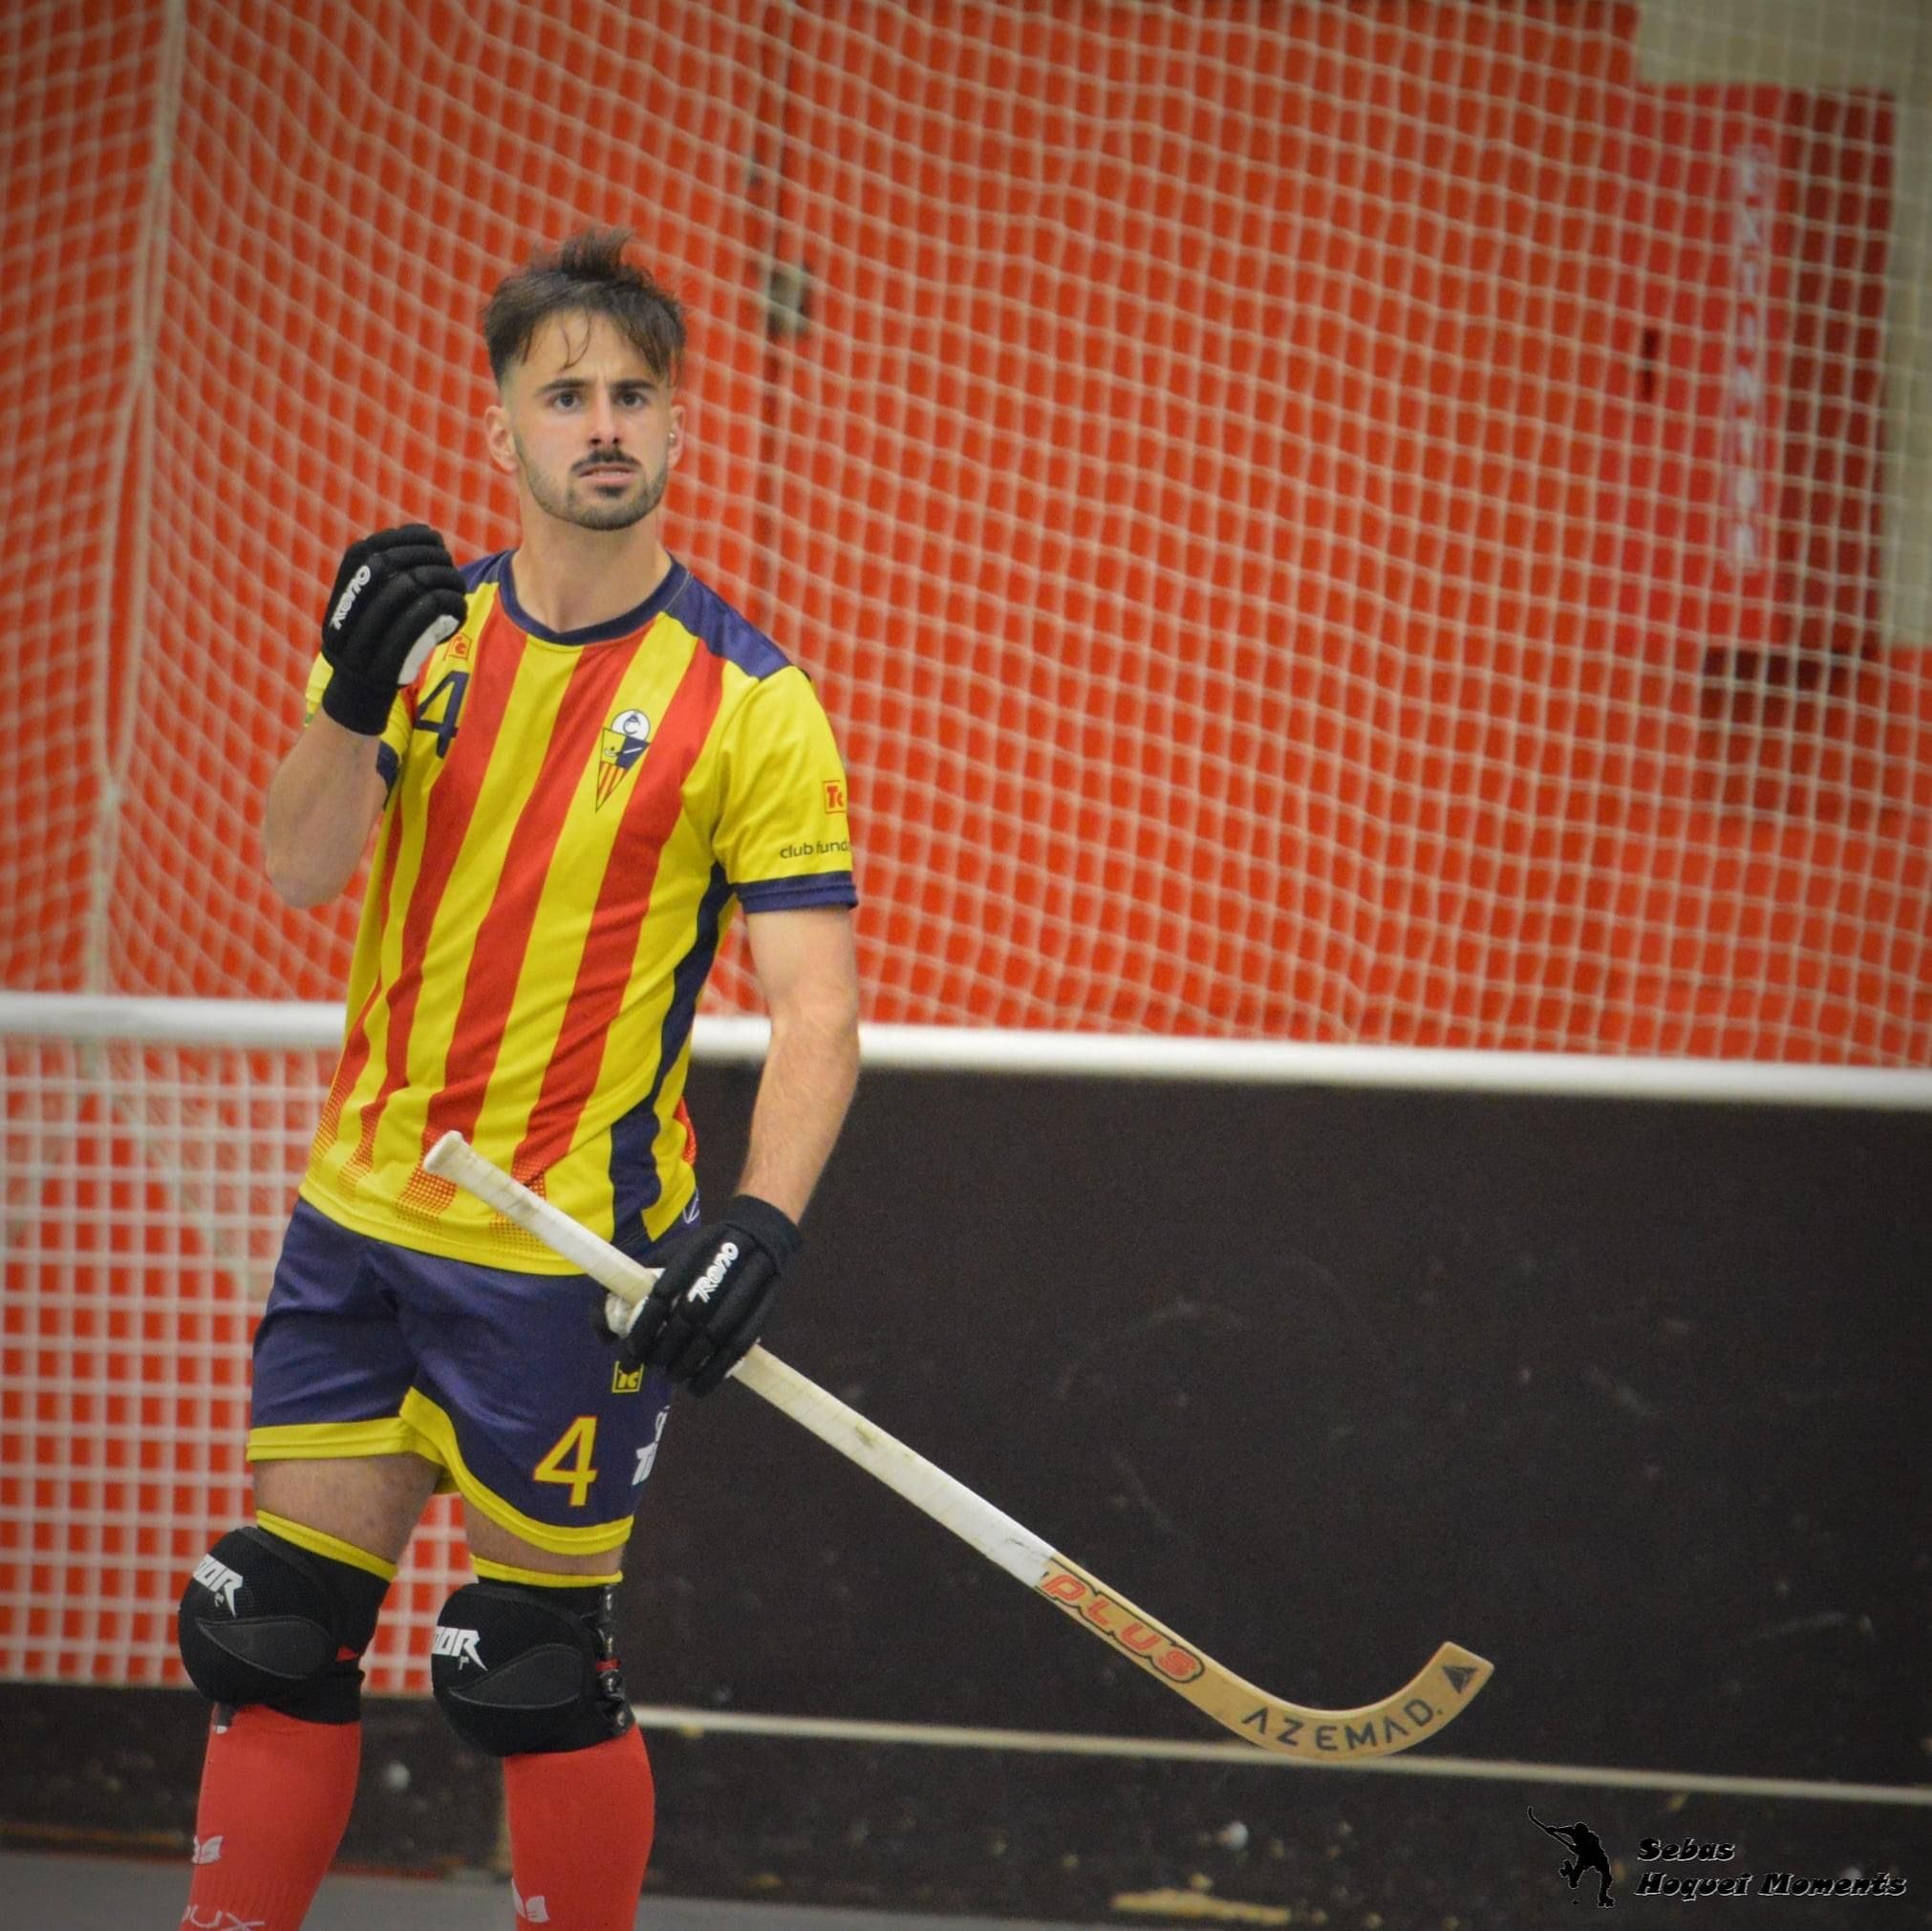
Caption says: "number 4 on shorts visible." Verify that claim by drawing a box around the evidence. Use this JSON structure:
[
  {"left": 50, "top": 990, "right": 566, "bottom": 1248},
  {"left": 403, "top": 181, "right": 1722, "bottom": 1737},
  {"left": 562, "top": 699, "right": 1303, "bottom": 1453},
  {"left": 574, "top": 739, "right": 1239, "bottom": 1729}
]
[{"left": 533, "top": 1415, "right": 598, "bottom": 1508}]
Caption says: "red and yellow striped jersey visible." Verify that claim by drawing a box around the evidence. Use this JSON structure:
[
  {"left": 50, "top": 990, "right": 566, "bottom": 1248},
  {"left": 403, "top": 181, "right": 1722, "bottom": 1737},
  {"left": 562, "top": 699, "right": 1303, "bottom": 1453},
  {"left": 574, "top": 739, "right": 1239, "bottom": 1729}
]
[{"left": 297, "top": 551, "right": 856, "bottom": 1271}]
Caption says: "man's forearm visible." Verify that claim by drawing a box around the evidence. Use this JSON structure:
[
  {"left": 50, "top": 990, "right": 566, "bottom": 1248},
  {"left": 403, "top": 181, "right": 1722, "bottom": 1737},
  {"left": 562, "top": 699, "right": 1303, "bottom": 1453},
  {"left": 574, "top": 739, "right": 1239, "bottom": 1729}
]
[
  {"left": 262, "top": 712, "right": 389, "bottom": 909},
  {"left": 735, "top": 1002, "right": 861, "bottom": 1223}
]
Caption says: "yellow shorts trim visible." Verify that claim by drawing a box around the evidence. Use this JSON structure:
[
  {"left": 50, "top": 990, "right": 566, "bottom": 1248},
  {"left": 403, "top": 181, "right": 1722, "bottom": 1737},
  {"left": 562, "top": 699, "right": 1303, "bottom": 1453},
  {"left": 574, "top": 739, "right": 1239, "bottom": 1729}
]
[
  {"left": 398, "top": 1390, "right": 635, "bottom": 1557},
  {"left": 247, "top": 1417, "right": 443, "bottom": 1470},
  {"left": 254, "top": 1510, "right": 399, "bottom": 1583},
  {"left": 470, "top": 1556, "right": 624, "bottom": 1589}
]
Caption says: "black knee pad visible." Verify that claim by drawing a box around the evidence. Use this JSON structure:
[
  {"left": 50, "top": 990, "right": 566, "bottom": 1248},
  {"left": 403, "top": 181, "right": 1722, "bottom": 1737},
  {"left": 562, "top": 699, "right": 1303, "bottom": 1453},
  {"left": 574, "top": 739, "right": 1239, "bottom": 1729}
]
[
  {"left": 431, "top": 1579, "right": 634, "bottom": 1757},
  {"left": 177, "top": 1525, "right": 388, "bottom": 1725}
]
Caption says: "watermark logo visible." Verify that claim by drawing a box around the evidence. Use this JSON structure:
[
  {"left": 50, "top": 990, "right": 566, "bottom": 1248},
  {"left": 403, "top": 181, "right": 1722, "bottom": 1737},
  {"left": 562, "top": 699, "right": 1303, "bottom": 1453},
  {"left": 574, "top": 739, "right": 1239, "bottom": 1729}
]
[
  {"left": 1529, "top": 1808, "right": 1618, "bottom": 1908},
  {"left": 1527, "top": 1811, "right": 1910, "bottom": 1907}
]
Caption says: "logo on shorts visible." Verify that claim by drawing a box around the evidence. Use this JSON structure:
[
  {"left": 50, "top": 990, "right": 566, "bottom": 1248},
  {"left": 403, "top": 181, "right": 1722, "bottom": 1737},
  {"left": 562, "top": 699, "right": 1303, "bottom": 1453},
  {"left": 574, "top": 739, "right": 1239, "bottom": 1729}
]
[
  {"left": 595, "top": 707, "right": 652, "bottom": 808},
  {"left": 193, "top": 1555, "right": 245, "bottom": 1614},
  {"left": 612, "top": 1361, "right": 644, "bottom": 1394},
  {"left": 633, "top": 1407, "right": 671, "bottom": 1487},
  {"left": 191, "top": 1834, "right": 224, "bottom": 1865},
  {"left": 432, "top": 1625, "right": 484, "bottom": 1669}
]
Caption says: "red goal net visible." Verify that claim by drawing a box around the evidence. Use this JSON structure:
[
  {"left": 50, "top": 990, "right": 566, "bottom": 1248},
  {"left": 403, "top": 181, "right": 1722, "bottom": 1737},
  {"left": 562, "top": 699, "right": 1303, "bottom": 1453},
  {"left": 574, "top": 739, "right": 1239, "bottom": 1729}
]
[{"left": 5, "top": 0, "right": 1929, "bottom": 1690}]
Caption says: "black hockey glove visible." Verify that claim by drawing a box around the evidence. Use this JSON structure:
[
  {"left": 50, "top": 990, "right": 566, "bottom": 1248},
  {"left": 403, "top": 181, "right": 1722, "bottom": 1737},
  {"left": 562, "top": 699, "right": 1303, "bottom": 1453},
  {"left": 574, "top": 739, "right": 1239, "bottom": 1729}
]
[
  {"left": 318, "top": 525, "right": 469, "bottom": 735},
  {"left": 618, "top": 1195, "right": 801, "bottom": 1396}
]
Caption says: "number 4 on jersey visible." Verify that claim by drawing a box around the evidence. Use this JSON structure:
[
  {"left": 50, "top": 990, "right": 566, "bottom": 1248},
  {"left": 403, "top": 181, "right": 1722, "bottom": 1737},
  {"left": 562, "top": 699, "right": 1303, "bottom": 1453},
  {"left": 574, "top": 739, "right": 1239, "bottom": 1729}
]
[{"left": 413, "top": 669, "right": 469, "bottom": 758}]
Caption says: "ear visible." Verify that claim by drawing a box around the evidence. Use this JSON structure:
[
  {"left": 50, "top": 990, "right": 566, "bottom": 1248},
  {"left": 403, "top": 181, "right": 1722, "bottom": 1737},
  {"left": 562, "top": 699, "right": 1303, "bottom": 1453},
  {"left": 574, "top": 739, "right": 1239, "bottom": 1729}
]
[
  {"left": 667, "top": 400, "right": 688, "bottom": 470},
  {"left": 483, "top": 398, "right": 518, "bottom": 478}
]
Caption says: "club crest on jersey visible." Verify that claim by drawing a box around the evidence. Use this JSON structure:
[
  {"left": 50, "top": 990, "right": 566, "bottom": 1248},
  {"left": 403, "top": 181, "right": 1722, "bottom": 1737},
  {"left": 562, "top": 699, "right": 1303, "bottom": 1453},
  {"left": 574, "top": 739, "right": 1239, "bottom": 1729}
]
[{"left": 596, "top": 707, "right": 652, "bottom": 808}]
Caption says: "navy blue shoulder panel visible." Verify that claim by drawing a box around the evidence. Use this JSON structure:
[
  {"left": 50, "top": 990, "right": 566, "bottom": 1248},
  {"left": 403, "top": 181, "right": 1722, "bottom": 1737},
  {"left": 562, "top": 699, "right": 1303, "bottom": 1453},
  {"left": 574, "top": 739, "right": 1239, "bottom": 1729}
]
[
  {"left": 675, "top": 571, "right": 793, "bottom": 680},
  {"left": 458, "top": 550, "right": 506, "bottom": 592}
]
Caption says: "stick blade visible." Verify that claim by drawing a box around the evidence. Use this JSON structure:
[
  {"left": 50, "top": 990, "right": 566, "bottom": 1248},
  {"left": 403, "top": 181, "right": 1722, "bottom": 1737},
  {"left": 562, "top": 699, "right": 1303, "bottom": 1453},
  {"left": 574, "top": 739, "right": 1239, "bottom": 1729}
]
[
  {"left": 1037, "top": 1555, "right": 1492, "bottom": 1761},
  {"left": 1213, "top": 1640, "right": 1495, "bottom": 1762}
]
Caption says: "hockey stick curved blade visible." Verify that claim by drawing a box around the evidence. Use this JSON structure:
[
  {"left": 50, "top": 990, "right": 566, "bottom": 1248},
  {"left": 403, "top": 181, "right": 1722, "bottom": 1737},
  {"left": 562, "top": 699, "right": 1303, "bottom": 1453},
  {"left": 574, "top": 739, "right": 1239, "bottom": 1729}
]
[
  {"left": 1035, "top": 1554, "right": 1492, "bottom": 1760},
  {"left": 423, "top": 1131, "right": 1492, "bottom": 1761},
  {"left": 729, "top": 1346, "right": 1492, "bottom": 1760}
]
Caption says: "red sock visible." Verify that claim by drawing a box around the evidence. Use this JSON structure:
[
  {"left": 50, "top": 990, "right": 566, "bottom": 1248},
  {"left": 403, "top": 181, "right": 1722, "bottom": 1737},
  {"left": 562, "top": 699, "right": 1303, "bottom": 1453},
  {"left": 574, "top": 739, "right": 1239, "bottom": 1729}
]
[
  {"left": 182, "top": 1706, "right": 361, "bottom": 1928},
  {"left": 504, "top": 1728, "right": 655, "bottom": 1929}
]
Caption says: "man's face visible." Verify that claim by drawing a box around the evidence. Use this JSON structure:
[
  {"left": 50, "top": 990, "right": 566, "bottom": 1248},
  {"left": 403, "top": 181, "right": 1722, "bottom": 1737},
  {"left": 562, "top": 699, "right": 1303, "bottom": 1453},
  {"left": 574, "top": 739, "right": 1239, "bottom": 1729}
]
[{"left": 488, "top": 311, "right": 683, "bottom": 532}]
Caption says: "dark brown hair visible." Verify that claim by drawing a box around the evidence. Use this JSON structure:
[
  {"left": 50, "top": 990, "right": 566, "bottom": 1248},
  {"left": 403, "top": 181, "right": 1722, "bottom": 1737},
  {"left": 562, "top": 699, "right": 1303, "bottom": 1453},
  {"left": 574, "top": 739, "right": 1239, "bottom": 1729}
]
[{"left": 482, "top": 227, "right": 686, "bottom": 387}]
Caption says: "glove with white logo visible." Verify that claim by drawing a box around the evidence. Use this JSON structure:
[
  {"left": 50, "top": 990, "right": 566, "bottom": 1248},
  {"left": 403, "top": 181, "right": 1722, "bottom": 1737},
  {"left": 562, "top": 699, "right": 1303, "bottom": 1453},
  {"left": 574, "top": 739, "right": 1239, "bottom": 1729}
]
[
  {"left": 318, "top": 525, "right": 468, "bottom": 735},
  {"left": 615, "top": 1195, "right": 801, "bottom": 1396}
]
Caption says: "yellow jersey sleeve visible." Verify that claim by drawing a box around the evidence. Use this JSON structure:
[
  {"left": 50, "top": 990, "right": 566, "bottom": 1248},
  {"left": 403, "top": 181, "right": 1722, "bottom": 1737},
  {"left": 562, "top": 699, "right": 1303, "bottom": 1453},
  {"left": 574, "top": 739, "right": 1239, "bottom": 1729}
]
[
  {"left": 712, "top": 665, "right": 858, "bottom": 912},
  {"left": 303, "top": 652, "right": 416, "bottom": 790}
]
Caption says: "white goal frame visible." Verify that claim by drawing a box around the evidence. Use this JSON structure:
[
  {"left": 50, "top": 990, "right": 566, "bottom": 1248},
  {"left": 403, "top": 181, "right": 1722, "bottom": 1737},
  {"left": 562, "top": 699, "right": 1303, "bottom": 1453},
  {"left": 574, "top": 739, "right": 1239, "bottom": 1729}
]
[{"left": 4, "top": 993, "right": 1931, "bottom": 1107}]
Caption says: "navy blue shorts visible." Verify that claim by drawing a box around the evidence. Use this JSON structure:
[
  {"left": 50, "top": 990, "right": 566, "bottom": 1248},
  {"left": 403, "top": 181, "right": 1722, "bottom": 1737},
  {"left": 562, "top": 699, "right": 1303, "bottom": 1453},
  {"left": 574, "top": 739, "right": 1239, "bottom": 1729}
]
[{"left": 248, "top": 1198, "right": 693, "bottom": 1559}]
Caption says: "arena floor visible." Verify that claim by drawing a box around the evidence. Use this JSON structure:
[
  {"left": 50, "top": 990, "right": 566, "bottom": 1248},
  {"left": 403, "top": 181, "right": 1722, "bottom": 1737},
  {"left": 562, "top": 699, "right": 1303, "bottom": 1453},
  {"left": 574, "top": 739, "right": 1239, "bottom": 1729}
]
[{"left": 0, "top": 1853, "right": 1099, "bottom": 1931}]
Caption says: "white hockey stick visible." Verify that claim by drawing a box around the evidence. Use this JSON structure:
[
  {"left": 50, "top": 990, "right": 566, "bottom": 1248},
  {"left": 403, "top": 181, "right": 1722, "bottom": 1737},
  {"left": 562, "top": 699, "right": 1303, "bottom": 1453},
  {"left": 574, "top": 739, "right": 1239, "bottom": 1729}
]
[{"left": 423, "top": 1131, "right": 1492, "bottom": 1760}]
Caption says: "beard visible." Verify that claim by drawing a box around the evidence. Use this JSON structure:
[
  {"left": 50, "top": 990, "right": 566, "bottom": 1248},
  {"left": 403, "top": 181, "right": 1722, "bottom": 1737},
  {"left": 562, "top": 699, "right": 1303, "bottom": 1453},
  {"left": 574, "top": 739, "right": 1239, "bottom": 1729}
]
[{"left": 518, "top": 439, "right": 669, "bottom": 532}]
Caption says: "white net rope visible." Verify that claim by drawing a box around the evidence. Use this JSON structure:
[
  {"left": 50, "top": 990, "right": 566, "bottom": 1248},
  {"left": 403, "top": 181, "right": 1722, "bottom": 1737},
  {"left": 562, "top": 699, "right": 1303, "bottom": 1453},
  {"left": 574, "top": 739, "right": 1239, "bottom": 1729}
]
[
  {"left": 3, "top": 0, "right": 1927, "bottom": 1052},
  {"left": 4, "top": 0, "right": 1931, "bottom": 1686},
  {"left": 2, "top": 1028, "right": 460, "bottom": 1688}
]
